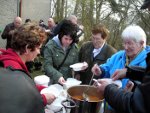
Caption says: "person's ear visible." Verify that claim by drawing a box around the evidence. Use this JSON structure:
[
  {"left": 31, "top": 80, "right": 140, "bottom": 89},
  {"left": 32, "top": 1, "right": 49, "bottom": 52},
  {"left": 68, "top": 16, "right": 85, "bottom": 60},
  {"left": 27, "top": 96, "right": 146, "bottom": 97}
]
[
  {"left": 140, "top": 40, "right": 144, "bottom": 46},
  {"left": 25, "top": 45, "right": 30, "bottom": 54}
]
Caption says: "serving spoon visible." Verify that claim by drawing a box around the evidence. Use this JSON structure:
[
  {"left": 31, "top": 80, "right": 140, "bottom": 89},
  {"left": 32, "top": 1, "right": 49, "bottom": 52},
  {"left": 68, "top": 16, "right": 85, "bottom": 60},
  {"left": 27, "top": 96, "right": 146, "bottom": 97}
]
[{"left": 82, "top": 73, "right": 95, "bottom": 101}]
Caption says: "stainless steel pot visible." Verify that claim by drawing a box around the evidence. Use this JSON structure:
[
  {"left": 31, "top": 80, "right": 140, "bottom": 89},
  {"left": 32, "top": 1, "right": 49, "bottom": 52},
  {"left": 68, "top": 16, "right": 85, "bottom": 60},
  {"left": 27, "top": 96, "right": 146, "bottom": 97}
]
[{"left": 62, "top": 85, "right": 104, "bottom": 113}]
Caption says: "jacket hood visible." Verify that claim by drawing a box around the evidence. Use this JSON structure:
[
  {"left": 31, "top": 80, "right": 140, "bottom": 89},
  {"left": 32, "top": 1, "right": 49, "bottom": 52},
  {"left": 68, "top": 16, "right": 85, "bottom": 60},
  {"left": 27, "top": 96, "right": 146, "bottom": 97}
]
[
  {"left": 0, "top": 48, "right": 28, "bottom": 73},
  {"left": 52, "top": 35, "right": 62, "bottom": 48},
  {"left": 52, "top": 35, "right": 71, "bottom": 51}
]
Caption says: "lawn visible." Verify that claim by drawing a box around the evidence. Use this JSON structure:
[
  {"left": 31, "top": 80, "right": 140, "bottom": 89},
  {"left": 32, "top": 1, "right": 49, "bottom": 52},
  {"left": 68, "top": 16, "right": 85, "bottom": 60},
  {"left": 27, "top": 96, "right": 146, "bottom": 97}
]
[{"left": 30, "top": 56, "right": 45, "bottom": 78}]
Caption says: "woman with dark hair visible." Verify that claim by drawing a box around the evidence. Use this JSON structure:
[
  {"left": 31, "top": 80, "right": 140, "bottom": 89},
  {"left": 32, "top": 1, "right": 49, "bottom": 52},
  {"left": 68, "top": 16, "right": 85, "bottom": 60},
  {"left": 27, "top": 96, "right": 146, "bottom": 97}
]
[{"left": 43, "top": 20, "right": 79, "bottom": 85}]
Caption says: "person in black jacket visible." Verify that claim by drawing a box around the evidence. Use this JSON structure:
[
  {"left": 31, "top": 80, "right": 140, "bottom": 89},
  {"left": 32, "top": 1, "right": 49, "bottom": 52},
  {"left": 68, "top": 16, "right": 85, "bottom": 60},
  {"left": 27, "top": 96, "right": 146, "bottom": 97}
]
[
  {"left": 1, "top": 17, "right": 22, "bottom": 49},
  {"left": 47, "top": 15, "right": 84, "bottom": 43},
  {"left": 93, "top": 1, "right": 150, "bottom": 113}
]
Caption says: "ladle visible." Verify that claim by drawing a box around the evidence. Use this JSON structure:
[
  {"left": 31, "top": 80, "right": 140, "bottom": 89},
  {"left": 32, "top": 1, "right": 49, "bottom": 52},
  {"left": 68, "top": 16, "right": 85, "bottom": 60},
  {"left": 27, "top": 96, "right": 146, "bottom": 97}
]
[{"left": 82, "top": 73, "right": 95, "bottom": 101}]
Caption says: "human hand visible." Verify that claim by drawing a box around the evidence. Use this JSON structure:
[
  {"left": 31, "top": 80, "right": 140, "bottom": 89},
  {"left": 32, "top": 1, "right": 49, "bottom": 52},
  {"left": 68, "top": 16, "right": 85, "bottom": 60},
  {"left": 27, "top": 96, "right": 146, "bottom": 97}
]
[
  {"left": 81, "top": 62, "right": 88, "bottom": 70},
  {"left": 93, "top": 79, "right": 101, "bottom": 87},
  {"left": 9, "top": 30, "right": 15, "bottom": 35},
  {"left": 44, "top": 93, "right": 56, "bottom": 104},
  {"left": 58, "top": 77, "right": 66, "bottom": 85},
  {"left": 91, "top": 64, "right": 101, "bottom": 76},
  {"left": 94, "top": 79, "right": 111, "bottom": 95},
  {"left": 124, "top": 80, "right": 134, "bottom": 92},
  {"left": 111, "top": 68, "right": 127, "bottom": 81}
]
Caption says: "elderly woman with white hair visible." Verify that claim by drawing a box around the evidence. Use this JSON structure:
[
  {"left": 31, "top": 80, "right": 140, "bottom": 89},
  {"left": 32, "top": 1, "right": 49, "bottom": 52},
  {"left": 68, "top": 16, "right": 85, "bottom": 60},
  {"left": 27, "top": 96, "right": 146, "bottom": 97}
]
[{"left": 91, "top": 25, "right": 150, "bottom": 113}]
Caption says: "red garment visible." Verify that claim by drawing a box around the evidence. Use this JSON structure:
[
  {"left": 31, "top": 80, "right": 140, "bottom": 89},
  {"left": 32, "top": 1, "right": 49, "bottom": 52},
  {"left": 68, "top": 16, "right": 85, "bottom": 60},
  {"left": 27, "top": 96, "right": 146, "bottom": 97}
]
[
  {"left": 0, "top": 48, "right": 47, "bottom": 106},
  {"left": 0, "top": 48, "right": 29, "bottom": 73}
]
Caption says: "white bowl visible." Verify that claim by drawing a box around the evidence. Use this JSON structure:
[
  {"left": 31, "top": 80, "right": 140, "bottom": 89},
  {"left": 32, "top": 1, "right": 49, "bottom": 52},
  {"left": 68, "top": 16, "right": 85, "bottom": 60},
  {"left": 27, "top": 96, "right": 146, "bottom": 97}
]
[
  {"left": 63, "top": 78, "right": 82, "bottom": 89},
  {"left": 34, "top": 75, "right": 50, "bottom": 87},
  {"left": 70, "top": 62, "right": 88, "bottom": 71},
  {"left": 101, "top": 78, "right": 122, "bottom": 88},
  {"left": 41, "top": 85, "right": 67, "bottom": 112},
  {"left": 40, "top": 84, "right": 63, "bottom": 97}
]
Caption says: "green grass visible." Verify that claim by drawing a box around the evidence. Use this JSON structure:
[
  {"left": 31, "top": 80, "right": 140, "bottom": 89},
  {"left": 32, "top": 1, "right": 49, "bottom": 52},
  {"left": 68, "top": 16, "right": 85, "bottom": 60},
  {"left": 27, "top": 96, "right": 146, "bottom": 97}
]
[
  {"left": 30, "top": 68, "right": 45, "bottom": 78},
  {"left": 30, "top": 56, "right": 45, "bottom": 78}
]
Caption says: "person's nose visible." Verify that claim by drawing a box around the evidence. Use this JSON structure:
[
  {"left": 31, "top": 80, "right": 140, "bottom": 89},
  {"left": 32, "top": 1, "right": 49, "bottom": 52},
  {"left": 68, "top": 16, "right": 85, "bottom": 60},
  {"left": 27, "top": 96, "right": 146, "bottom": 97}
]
[
  {"left": 124, "top": 44, "right": 129, "bottom": 50},
  {"left": 37, "top": 49, "right": 40, "bottom": 55},
  {"left": 92, "top": 39, "right": 97, "bottom": 43},
  {"left": 123, "top": 43, "right": 129, "bottom": 49},
  {"left": 67, "top": 39, "right": 72, "bottom": 44}
]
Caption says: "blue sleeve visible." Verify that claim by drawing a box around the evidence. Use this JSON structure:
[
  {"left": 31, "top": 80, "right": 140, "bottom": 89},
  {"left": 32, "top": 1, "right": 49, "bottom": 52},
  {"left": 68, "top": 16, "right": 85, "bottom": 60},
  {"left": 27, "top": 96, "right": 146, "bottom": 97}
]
[
  {"left": 100, "top": 53, "right": 119, "bottom": 78},
  {"left": 122, "top": 79, "right": 129, "bottom": 88}
]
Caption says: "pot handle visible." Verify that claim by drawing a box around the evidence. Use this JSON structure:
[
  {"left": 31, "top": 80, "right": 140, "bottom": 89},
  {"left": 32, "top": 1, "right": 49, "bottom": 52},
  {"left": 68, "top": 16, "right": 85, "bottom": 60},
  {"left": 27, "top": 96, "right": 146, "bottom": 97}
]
[{"left": 61, "top": 99, "right": 78, "bottom": 109}]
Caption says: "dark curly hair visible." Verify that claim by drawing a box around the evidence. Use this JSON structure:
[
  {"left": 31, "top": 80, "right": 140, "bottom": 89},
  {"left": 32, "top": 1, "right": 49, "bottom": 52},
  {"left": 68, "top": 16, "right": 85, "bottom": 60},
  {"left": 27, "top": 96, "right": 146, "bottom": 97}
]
[
  {"left": 58, "top": 20, "right": 78, "bottom": 43},
  {"left": 11, "top": 22, "right": 47, "bottom": 55}
]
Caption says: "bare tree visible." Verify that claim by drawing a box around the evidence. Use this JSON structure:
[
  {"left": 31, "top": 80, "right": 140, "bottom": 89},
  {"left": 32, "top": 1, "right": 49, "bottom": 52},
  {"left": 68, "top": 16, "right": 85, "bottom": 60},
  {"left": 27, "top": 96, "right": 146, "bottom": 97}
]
[{"left": 51, "top": 0, "right": 150, "bottom": 49}]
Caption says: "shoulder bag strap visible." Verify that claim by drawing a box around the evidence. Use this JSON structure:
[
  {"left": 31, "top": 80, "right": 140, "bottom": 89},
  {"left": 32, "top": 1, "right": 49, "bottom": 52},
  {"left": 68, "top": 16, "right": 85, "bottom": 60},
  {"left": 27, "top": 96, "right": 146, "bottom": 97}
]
[{"left": 57, "top": 46, "right": 72, "bottom": 70}]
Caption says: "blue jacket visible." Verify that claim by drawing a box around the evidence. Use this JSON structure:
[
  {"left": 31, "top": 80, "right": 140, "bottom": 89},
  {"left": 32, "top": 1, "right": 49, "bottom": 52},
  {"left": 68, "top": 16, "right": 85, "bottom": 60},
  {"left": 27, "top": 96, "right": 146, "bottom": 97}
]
[{"left": 100, "top": 46, "right": 150, "bottom": 88}]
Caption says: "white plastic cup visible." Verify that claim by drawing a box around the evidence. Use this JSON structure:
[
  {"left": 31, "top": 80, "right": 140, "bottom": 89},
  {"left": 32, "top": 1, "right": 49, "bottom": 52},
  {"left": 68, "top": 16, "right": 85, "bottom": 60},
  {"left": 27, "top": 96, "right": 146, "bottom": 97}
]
[{"left": 34, "top": 75, "right": 50, "bottom": 87}]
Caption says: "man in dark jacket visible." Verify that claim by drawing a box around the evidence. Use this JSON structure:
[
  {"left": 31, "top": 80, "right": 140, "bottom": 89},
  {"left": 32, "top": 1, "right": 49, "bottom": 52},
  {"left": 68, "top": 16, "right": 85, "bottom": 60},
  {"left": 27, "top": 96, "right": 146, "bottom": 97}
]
[
  {"left": 47, "top": 15, "right": 84, "bottom": 43},
  {"left": 94, "top": 1, "right": 150, "bottom": 113},
  {"left": 1, "top": 17, "right": 22, "bottom": 49}
]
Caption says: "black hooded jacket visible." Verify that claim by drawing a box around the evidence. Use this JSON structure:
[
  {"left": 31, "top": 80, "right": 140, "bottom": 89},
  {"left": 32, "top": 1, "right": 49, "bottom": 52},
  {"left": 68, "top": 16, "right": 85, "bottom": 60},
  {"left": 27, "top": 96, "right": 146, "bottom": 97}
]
[{"left": 104, "top": 52, "right": 150, "bottom": 113}]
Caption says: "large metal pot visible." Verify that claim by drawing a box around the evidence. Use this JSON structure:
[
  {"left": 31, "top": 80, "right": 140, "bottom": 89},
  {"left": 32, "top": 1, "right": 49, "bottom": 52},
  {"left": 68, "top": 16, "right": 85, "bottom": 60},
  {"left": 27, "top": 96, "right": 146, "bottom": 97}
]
[{"left": 62, "top": 85, "right": 104, "bottom": 113}]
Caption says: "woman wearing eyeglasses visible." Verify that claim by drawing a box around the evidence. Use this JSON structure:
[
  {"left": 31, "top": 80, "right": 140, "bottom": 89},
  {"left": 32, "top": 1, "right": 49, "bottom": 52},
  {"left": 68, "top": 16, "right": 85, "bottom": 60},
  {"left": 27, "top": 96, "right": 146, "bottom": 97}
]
[{"left": 92, "top": 25, "right": 150, "bottom": 113}]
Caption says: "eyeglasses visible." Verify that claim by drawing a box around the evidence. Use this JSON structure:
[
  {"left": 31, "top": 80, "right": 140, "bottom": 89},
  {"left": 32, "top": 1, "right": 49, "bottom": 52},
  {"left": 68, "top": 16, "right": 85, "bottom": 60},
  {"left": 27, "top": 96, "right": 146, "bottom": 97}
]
[
  {"left": 122, "top": 41, "right": 139, "bottom": 48},
  {"left": 91, "top": 36, "right": 102, "bottom": 41}
]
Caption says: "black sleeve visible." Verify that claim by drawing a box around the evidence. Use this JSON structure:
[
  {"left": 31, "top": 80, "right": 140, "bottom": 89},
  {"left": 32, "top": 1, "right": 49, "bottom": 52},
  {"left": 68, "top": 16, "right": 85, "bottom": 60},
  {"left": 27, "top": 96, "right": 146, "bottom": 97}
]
[
  {"left": 1, "top": 25, "right": 9, "bottom": 39},
  {"left": 52, "top": 20, "right": 64, "bottom": 36},
  {"left": 104, "top": 84, "right": 132, "bottom": 113},
  {"left": 126, "top": 66, "right": 145, "bottom": 82},
  {"left": 104, "top": 84, "right": 146, "bottom": 113}
]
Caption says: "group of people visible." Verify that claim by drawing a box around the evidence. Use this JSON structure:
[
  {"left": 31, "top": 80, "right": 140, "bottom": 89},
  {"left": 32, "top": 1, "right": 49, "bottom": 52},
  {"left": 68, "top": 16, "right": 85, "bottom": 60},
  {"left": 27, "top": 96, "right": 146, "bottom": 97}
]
[
  {"left": 92, "top": 23, "right": 149, "bottom": 113},
  {"left": 0, "top": 15, "right": 84, "bottom": 113},
  {"left": 92, "top": 0, "right": 150, "bottom": 113},
  {"left": 0, "top": 22, "right": 56, "bottom": 113},
  {"left": 0, "top": 0, "right": 150, "bottom": 113}
]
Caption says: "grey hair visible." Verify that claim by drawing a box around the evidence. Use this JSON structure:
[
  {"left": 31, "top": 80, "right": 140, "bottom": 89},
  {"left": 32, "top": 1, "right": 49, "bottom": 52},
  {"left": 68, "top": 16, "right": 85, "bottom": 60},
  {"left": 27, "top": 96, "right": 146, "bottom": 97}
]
[
  {"left": 121, "top": 25, "right": 147, "bottom": 47},
  {"left": 67, "top": 15, "right": 77, "bottom": 20}
]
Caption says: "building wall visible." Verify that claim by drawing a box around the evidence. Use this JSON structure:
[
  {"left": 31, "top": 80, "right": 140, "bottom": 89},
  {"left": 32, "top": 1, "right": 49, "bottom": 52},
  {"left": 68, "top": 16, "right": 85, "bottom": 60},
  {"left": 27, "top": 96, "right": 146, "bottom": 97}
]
[
  {"left": 21, "top": 0, "right": 50, "bottom": 25},
  {"left": 0, "top": 0, "right": 18, "bottom": 48},
  {"left": 0, "top": 0, "right": 50, "bottom": 48}
]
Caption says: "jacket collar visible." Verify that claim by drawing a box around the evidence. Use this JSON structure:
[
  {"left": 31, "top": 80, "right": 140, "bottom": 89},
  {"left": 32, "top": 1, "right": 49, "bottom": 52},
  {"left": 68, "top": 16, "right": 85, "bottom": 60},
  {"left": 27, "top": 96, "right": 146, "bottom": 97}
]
[{"left": 94, "top": 43, "right": 108, "bottom": 60}]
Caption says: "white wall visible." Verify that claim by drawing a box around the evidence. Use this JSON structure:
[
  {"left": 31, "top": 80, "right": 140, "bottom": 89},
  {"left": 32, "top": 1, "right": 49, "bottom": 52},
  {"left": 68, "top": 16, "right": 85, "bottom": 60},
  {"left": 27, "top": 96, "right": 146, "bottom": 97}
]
[
  {"left": 0, "top": 0, "right": 51, "bottom": 48},
  {"left": 21, "top": 0, "right": 51, "bottom": 25},
  {"left": 0, "top": 0, "right": 18, "bottom": 48}
]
